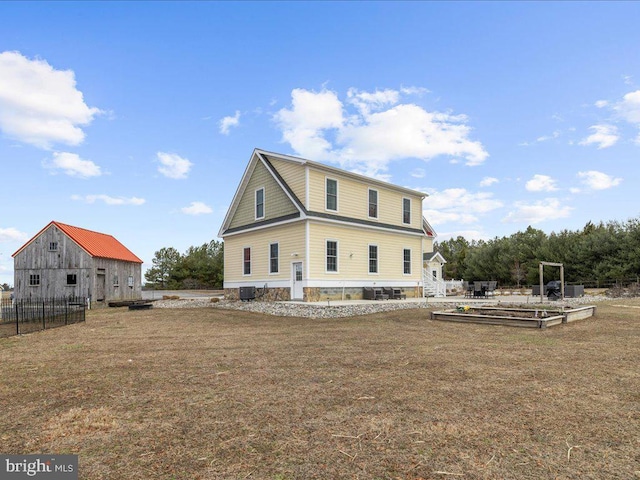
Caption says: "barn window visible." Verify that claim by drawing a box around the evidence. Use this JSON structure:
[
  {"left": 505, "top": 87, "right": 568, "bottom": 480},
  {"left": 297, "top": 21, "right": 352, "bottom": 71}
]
[
  {"left": 29, "top": 274, "right": 40, "bottom": 286},
  {"left": 49, "top": 242, "right": 58, "bottom": 251},
  {"left": 128, "top": 276, "right": 134, "bottom": 288},
  {"left": 67, "top": 274, "right": 77, "bottom": 285},
  {"left": 113, "top": 275, "right": 119, "bottom": 286}
]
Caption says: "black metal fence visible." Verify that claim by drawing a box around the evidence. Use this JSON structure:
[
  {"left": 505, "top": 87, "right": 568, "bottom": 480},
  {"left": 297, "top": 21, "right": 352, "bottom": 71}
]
[{"left": 0, "top": 296, "right": 86, "bottom": 338}]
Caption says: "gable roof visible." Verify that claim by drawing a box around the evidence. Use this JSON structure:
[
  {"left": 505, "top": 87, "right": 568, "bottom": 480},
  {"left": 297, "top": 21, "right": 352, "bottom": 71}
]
[
  {"left": 219, "top": 148, "right": 431, "bottom": 237},
  {"left": 13, "top": 221, "right": 143, "bottom": 264},
  {"left": 425, "top": 251, "right": 447, "bottom": 263}
]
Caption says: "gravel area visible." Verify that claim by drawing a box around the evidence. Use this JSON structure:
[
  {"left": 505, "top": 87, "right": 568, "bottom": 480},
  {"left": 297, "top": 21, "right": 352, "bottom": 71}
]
[{"left": 150, "top": 294, "right": 606, "bottom": 318}]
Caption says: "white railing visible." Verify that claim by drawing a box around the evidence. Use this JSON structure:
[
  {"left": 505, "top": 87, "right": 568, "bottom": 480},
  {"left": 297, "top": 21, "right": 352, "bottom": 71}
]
[{"left": 423, "top": 270, "right": 446, "bottom": 297}]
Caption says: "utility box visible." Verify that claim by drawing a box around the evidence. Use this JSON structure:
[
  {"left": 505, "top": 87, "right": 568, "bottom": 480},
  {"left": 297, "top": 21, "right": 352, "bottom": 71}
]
[{"left": 239, "top": 286, "right": 256, "bottom": 301}]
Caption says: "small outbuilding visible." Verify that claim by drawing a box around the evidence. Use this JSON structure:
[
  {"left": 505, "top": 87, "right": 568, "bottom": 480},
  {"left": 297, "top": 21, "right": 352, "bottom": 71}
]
[{"left": 12, "top": 221, "right": 143, "bottom": 305}]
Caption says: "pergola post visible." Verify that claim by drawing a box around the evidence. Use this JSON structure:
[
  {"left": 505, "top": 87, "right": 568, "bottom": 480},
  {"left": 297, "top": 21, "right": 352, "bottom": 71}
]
[{"left": 539, "top": 261, "right": 565, "bottom": 301}]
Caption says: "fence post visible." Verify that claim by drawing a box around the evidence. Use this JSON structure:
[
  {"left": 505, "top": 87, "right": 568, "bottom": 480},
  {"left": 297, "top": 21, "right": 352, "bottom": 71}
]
[
  {"left": 42, "top": 300, "right": 46, "bottom": 330},
  {"left": 65, "top": 298, "right": 68, "bottom": 326},
  {"left": 15, "top": 301, "right": 19, "bottom": 336}
]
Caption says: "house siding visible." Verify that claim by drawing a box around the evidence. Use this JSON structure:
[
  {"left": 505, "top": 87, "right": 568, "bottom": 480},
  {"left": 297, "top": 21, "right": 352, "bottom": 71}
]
[
  {"left": 307, "top": 221, "right": 423, "bottom": 283},
  {"left": 229, "top": 160, "right": 298, "bottom": 230},
  {"left": 266, "top": 156, "right": 306, "bottom": 206},
  {"left": 307, "top": 167, "right": 423, "bottom": 228},
  {"left": 223, "top": 222, "right": 306, "bottom": 285}
]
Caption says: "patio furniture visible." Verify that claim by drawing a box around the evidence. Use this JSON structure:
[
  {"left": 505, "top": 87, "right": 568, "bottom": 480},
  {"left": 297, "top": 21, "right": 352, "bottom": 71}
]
[
  {"left": 363, "top": 287, "right": 389, "bottom": 300},
  {"left": 383, "top": 287, "right": 406, "bottom": 300}
]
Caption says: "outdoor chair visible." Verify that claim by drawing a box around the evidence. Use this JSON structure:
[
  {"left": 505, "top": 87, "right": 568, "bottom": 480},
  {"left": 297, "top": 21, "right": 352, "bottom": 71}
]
[{"left": 383, "top": 287, "right": 406, "bottom": 300}]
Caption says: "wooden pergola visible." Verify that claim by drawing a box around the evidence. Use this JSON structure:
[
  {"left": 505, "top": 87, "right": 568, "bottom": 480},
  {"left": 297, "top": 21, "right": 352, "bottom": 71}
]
[{"left": 539, "top": 261, "right": 564, "bottom": 302}]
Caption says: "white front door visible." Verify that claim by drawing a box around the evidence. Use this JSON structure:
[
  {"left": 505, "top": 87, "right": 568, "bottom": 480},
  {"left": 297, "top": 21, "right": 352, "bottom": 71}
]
[{"left": 291, "top": 262, "right": 303, "bottom": 300}]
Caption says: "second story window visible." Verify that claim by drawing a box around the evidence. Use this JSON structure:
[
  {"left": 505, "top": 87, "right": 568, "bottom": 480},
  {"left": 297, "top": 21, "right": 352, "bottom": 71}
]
[
  {"left": 67, "top": 274, "right": 77, "bottom": 285},
  {"left": 255, "top": 188, "right": 265, "bottom": 220},
  {"left": 326, "top": 178, "right": 338, "bottom": 211},
  {"left": 403, "top": 197, "right": 411, "bottom": 225},
  {"left": 243, "top": 247, "right": 251, "bottom": 275},
  {"left": 368, "top": 189, "right": 378, "bottom": 218},
  {"left": 49, "top": 242, "right": 58, "bottom": 251}
]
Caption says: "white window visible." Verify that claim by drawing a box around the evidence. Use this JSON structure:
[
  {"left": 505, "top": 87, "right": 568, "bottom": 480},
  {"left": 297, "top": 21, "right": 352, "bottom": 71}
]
[
  {"left": 368, "top": 189, "right": 378, "bottom": 219},
  {"left": 326, "top": 178, "right": 338, "bottom": 211},
  {"left": 243, "top": 247, "right": 251, "bottom": 275},
  {"left": 402, "top": 197, "right": 411, "bottom": 225},
  {"left": 369, "top": 244, "right": 378, "bottom": 274},
  {"left": 326, "top": 240, "right": 338, "bottom": 272},
  {"left": 269, "top": 242, "right": 279, "bottom": 274},
  {"left": 403, "top": 249, "right": 411, "bottom": 275},
  {"left": 128, "top": 276, "right": 134, "bottom": 288},
  {"left": 255, "top": 188, "right": 265, "bottom": 220}
]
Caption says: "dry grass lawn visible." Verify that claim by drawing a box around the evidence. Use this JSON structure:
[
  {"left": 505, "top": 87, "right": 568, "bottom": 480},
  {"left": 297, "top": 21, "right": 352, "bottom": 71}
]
[{"left": 0, "top": 300, "right": 638, "bottom": 479}]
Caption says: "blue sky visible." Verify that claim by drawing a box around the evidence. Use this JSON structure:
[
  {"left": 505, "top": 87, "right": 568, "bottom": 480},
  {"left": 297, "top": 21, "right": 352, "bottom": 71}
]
[{"left": 1, "top": 2, "right": 639, "bottom": 286}]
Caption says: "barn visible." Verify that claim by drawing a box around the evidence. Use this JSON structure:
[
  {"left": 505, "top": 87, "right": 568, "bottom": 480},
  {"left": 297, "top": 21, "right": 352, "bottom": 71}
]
[{"left": 12, "top": 221, "right": 143, "bottom": 305}]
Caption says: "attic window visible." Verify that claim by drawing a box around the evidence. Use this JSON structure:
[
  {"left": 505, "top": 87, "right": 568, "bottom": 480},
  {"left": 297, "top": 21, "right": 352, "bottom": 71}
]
[
  {"left": 49, "top": 242, "right": 58, "bottom": 251},
  {"left": 255, "top": 188, "right": 265, "bottom": 220}
]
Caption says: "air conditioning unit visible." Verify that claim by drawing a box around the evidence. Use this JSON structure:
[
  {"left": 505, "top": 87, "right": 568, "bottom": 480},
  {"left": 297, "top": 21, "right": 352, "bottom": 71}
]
[{"left": 239, "top": 286, "right": 256, "bottom": 301}]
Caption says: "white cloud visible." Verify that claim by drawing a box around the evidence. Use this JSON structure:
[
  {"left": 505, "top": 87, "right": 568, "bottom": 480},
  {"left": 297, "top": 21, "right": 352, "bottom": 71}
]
[
  {"left": 219, "top": 110, "right": 241, "bottom": 135},
  {"left": 502, "top": 198, "right": 572, "bottom": 224},
  {"left": 0, "top": 51, "right": 101, "bottom": 149},
  {"left": 156, "top": 152, "right": 193, "bottom": 179},
  {"left": 181, "top": 201, "right": 213, "bottom": 215},
  {"left": 411, "top": 168, "right": 426, "bottom": 179},
  {"left": 614, "top": 90, "right": 640, "bottom": 124},
  {"left": 44, "top": 151, "right": 102, "bottom": 178},
  {"left": 526, "top": 174, "right": 558, "bottom": 192},
  {"left": 579, "top": 124, "right": 619, "bottom": 149},
  {"left": 0, "top": 227, "right": 29, "bottom": 243},
  {"left": 595, "top": 100, "right": 609, "bottom": 108},
  {"left": 71, "top": 194, "right": 145, "bottom": 206},
  {"left": 577, "top": 170, "right": 622, "bottom": 190},
  {"left": 423, "top": 188, "right": 503, "bottom": 226},
  {"left": 273, "top": 87, "right": 488, "bottom": 177},
  {"left": 479, "top": 176, "right": 498, "bottom": 187}
]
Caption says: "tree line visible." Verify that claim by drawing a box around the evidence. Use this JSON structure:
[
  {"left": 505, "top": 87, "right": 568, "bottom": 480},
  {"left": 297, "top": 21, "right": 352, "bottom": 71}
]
[
  {"left": 435, "top": 218, "right": 640, "bottom": 287},
  {"left": 144, "top": 240, "right": 224, "bottom": 289}
]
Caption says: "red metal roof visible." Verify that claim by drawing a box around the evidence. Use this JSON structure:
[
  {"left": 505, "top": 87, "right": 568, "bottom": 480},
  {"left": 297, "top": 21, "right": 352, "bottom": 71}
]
[{"left": 13, "top": 221, "right": 143, "bottom": 263}]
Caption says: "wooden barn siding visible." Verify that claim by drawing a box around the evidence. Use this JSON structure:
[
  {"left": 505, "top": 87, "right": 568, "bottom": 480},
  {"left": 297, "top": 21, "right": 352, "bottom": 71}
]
[
  {"left": 306, "top": 168, "right": 423, "bottom": 228},
  {"left": 229, "top": 160, "right": 298, "bottom": 230},
  {"left": 13, "top": 224, "right": 142, "bottom": 302},
  {"left": 93, "top": 258, "right": 142, "bottom": 302}
]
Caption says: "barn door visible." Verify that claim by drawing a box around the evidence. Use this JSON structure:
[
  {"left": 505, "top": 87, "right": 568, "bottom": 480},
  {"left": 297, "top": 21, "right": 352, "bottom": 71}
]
[{"left": 96, "top": 269, "right": 106, "bottom": 302}]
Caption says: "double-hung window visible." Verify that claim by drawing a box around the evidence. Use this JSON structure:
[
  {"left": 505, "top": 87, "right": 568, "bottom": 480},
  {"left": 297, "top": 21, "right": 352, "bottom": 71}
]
[
  {"left": 243, "top": 247, "right": 251, "bottom": 275},
  {"left": 402, "top": 198, "right": 411, "bottom": 225},
  {"left": 403, "top": 249, "right": 411, "bottom": 275},
  {"left": 255, "top": 188, "right": 265, "bottom": 220},
  {"left": 326, "top": 178, "right": 338, "bottom": 211},
  {"left": 368, "top": 189, "right": 378, "bottom": 218},
  {"left": 269, "top": 242, "right": 279, "bottom": 274},
  {"left": 369, "top": 245, "right": 378, "bottom": 274},
  {"left": 326, "top": 240, "right": 338, "bottom": 272}
]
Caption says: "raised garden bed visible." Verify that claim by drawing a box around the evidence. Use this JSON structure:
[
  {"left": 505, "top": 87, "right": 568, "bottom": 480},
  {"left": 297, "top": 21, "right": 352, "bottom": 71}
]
[{"left": 431, "top": 305, "right": 596, "bottom": 328}]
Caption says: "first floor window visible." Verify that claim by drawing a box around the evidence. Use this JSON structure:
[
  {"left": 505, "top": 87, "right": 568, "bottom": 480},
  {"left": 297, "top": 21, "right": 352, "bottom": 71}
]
[
  {"left": 369, "top": 245, "right": 378, "bottom": 273},
  {"left": 128, "top": 276, "right": 134, "bottom": 287},
  {"left": 29, "top": 274, "right": 40, "bottom": 286},
  {"left": 243, "top": 247, "right": 251, "bottom": 275},
  {"left": 326, "top": 240, "right": 338, "bottom": 272},
  {"left": 269, "top": 242, "right": 279, "bottom": 274},
  {"left": 67, "top": 273, "right": 77, "bottom": 285},
  {"left": 403, "top": 249, "right": 411, "bottom": 274},
  {"left": 113, "top": 275, "right": 119, "bottom": 286}
]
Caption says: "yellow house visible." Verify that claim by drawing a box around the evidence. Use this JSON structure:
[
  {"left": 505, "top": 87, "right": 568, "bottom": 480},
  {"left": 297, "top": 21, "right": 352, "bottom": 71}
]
[{"left": 218, "top": 149, "right": 444, "bottom": 301}]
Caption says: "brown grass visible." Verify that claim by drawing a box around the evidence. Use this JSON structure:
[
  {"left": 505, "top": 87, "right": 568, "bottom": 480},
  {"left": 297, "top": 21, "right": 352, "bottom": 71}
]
[{"left": 0, "top": 300, "right": 638, "bottom": 479}]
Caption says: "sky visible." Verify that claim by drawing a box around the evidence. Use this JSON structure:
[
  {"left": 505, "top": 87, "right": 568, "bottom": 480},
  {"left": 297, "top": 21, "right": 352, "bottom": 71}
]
[{"left": 1, "top": 1, "right": 639, "bottom": 287}]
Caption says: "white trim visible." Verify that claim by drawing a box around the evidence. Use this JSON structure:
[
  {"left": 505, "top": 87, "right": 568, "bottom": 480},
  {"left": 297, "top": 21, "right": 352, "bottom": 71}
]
[
  {"left": 306, "top": 216, "right": 426, "bottom": 237},
  {"left": 255, "top": 187, "right": 265, "bottom": 221},
  {"left": 325, "top": 239, "right": 339, "bottom": 274},
  {"left": 325, "top": 176, "right": 339, "bottom": 212},
  {"left": 368, "top": 243, "right": 379, "bottom": 275},
  {"left": 402, "top": 197, "right": 412, "bottom": 225},
  {"left": 268, "top": 241, "right": 279, "bottom": 274},
  {"left": 221, "top": 216, "right": 304, "bottom": 238},
  {"left": 368, "top": 188, "right": 379, "bottom": 220}
]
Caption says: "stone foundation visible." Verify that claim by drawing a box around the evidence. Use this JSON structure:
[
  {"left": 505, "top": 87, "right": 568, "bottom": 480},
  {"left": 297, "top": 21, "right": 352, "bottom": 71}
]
[{"left": 224, "top": 287, "right": 291, "bottom": 302}]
